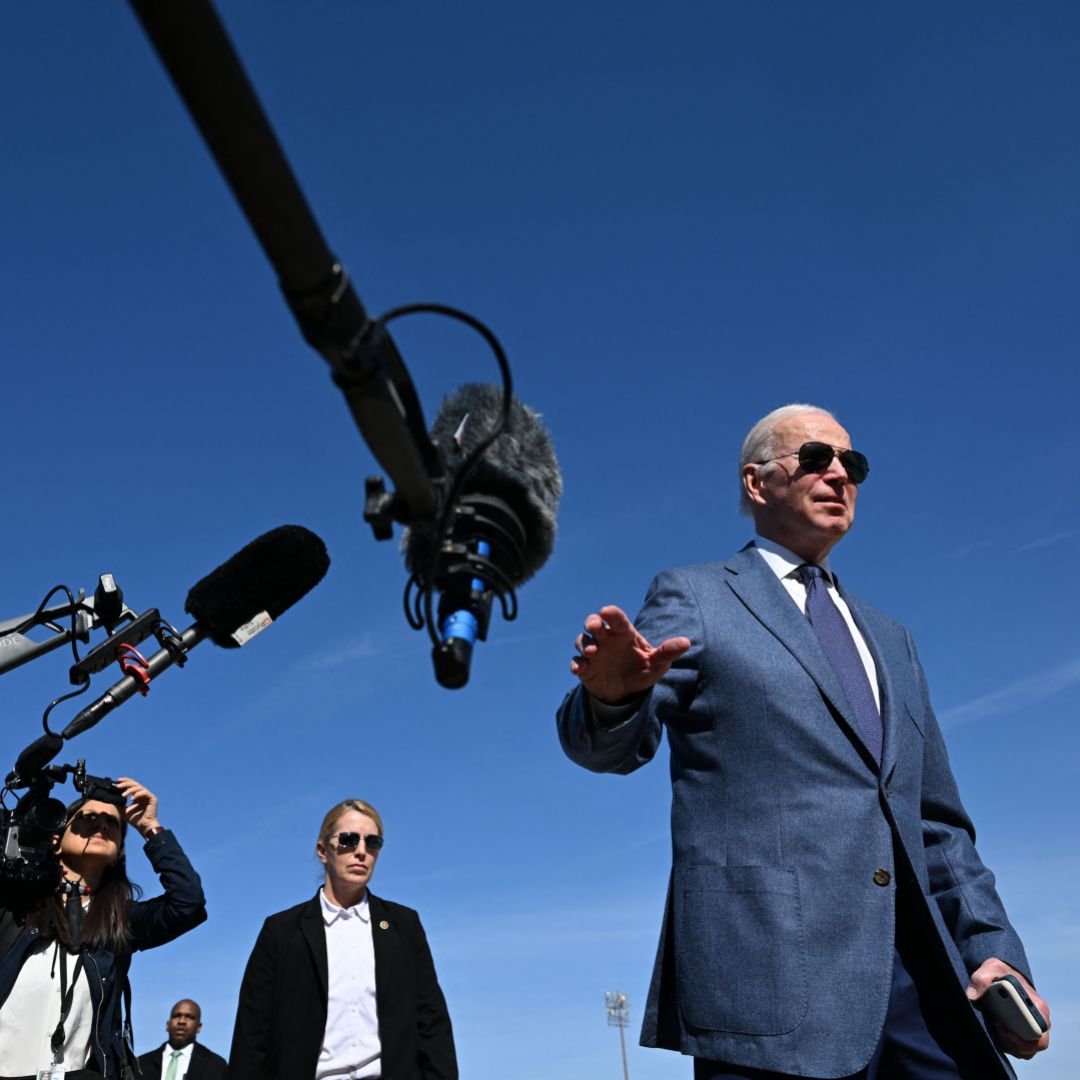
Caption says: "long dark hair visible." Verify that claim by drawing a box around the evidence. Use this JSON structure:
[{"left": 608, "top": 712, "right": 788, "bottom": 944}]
[{"left": 24, "top": 795, "right": 143, "bottom": 954}]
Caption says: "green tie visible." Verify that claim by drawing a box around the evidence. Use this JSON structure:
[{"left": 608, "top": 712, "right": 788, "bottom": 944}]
[{"left": 164, "top": 1049, "right": 182, "bottom": 1080}]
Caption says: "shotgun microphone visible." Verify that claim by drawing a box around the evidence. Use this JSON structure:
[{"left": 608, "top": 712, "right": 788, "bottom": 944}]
[{"left": 61, "top": 526, "right": 329, "bottom": 739}]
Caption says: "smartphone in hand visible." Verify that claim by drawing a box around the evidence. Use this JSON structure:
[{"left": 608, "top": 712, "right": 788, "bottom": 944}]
[{"left": 981, "top": 975, "right": 1047, "bottom": 1041}]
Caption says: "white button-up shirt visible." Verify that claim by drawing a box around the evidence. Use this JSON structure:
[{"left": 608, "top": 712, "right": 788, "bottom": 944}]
[{"left": 316, "top": 889, "right": 381, "bottom": 1080}]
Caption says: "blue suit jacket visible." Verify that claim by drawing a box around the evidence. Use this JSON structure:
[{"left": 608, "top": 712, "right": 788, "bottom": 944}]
[{"left": 557, "top": 546, "right": 1030, "bottom": 1078}]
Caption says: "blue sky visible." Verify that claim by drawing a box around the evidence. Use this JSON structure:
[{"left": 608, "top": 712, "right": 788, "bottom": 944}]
[{"left": 2, "top": 2, "right": 1078, "bottom": 1077}]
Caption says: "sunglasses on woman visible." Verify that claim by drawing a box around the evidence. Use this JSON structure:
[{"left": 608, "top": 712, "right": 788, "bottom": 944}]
[
  {"left": 69, "top": 810, "right": 123, "bottom": 836},
  {"left": 328, "top": 831, "right": 384, "bottom": 853}
]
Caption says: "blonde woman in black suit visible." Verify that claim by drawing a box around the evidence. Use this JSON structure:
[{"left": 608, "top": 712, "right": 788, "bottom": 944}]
[{"left": 229, "top": 799, "right": 456, "bottom": 1080}]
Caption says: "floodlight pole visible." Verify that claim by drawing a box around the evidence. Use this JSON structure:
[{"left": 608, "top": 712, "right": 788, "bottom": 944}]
[{"left": 605, "top": 990, "right": 630, "bottom": 1080}]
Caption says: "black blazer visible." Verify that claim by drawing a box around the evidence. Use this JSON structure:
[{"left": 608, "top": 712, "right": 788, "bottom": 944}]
[
  {"left": 229, "top": 892, "right": 456, "bottom": 1080},
  {"left": 138, "top": 1041, "right": 228, "bottom": 1080}
]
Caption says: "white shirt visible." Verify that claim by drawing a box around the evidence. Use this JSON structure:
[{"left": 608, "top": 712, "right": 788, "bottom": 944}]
[
  {"left": 752, "top": 536, "right": 881, "bottom": 711},
  {"left": 0, "top": 939, "right": 93, "bottom": 1073},
  {"left": 317, "top": 889, "right": 381, "bottom": 1080},
  {"left": 161, "top": 1040, "right": 195, "bottom": 1079}
]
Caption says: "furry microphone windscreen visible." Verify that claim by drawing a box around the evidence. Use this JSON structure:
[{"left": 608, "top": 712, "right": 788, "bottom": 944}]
[
  {"left": 404, "top": 383, "right": 563, "bottom": 582},
  {"left": 185, "top": 525, "right": 330, "bottom": 647}
]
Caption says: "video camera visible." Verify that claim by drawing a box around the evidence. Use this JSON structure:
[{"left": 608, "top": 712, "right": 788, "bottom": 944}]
[{"left": 1, "top": 759, "right": 120, "bottom": 908}]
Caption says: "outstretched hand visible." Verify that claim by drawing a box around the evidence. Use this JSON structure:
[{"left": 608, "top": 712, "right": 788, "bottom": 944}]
[
  {"left": 966, "top": 958, "right": 1050, "bottom": 1059},
  {"left": 571, "top": 605, "right": 691, "bottom": 705}
]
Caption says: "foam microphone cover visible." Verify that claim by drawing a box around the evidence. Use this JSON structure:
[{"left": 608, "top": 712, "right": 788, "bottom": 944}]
[
  {"left": 404, "top": 383, "right": 562, "bottom": 583},
  {"left": 14, "top": 733, "right": 64, "bottom": 778},
  {"left": 185, "top": 525, "right": 330, "bottom": 647}
]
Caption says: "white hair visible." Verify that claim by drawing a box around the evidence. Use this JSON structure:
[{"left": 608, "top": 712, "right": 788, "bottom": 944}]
[{"left": 738, "top": 403, "right": 837, "bottom": 516}]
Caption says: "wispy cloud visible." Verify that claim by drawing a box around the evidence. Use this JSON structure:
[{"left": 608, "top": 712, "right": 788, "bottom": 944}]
[
  {"left": 934, "top": 530, "right": 1074, "bottom": 561},
  {"left": 294, "top": 634, "right": 382, "bottom": 671},
  {"left": 944, "top": 539, "right": 995, "bottom": 561},
  {"left": 1017, "top": 530, "right": 1075, "bottom": 553},
  {"left": 940, "top": 655, "right": 1080, "bottom": 729}
]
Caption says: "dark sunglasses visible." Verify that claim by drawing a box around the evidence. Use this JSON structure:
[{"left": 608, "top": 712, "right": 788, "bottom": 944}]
[
  {"left": 328, "top": 831, "right": 384, "bottom": 853},
  {"left": 70, "top": 810, "right": 123, "bottom": 835},
  {"left": 758, "top": 441, "right": 870, "bottom": 484}
]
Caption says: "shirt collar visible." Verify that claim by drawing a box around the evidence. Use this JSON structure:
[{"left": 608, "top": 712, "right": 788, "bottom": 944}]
[
  {"left": 320, "top": 887, "right": 370, "bottom": 925},
  {"left": 166, "top": 1043, "right": 195, "bottom": 1061},
  {"left": 752, "top": 535, "right": 835, "bottom": 585}
]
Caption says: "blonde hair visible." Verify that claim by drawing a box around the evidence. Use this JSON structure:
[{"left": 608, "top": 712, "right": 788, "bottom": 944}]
[{"left": 317, "top": 799, "right": 384, "bottom": 845}]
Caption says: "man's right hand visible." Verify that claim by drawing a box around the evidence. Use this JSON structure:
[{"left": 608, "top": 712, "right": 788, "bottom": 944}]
[{"left": 571, "top": 605, "right": 691, "bottom": 705}]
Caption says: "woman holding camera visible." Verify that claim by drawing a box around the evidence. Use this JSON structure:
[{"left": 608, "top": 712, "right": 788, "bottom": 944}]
[{"left": 0, "top": 777, "right": 206, "bottom": 1079}]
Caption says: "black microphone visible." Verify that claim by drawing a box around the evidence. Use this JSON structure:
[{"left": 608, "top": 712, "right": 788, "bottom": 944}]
[
  {"left": 9, "top": 734, "right": 65, "bottom": 786},
  {"left": 61, "top": 526, "right": 329, "bottom": 739},
  {"left": 403, "top": 384, "right": 562, "bottom": 688}
]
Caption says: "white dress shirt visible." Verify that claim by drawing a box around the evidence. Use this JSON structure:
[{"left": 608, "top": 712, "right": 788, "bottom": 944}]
[{"left": 317, "top": 888, "right": 381, "bottom": 1080}]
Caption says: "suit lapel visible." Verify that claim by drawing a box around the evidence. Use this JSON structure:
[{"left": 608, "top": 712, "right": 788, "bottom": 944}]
[
  {"left": 368, "top": 892, "right": 392, "bottom": 1015},
  {"left": 723, "top": 546, "right": 880, "bottom": 769},
  {"left": 299, "top": 894, "right": 329, "bottom": 1003}
]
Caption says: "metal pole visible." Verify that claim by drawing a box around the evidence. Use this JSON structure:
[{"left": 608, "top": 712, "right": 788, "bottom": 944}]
[
  {"left": 605, "top": 991, "right": 630, "bottom": 1080},
  {"left": 617, "top": 1016, "right": 629, "bottom": 1080}
]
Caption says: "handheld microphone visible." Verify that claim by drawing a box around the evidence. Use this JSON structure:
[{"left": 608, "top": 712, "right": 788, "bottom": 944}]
[
  {"left": 403, "top": 384, "right": 562, "bottom": 688},
  {"left": 60, "top": 526, "right": 329, "bottom": 739}
]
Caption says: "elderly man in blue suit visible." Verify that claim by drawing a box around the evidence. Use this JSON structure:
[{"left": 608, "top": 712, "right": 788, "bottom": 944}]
[{"left": 557, "top": 404, "right": 1050, "bottom": 1079}]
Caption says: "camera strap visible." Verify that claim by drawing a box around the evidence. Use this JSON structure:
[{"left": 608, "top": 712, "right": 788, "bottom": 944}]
[
  {"left": 61, "top": 886, "right": 88, "bottom": 950},
  {"left": 50, "top": 944, "right": 86, "bottom": 1063}
]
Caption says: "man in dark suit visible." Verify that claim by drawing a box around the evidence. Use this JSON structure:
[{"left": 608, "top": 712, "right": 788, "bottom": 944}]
[
  {"left": 138, "top": 998, "right": 228, "bottom": 1079},
  {"left": 229, "top": 798, "right": 457, "bottom": 1080},
  {"left": 558, "top": 404, "right": 1051, "bottom": 1079}
]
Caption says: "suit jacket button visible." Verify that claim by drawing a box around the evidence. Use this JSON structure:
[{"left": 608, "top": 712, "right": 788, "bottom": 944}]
[{"left": 873, "top": 868, "right": 891, "bottom": 887}]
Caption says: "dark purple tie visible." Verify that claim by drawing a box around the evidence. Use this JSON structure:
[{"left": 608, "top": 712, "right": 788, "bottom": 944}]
[{"left": 798, "top": 564, "right": 882, "bottom": 763}]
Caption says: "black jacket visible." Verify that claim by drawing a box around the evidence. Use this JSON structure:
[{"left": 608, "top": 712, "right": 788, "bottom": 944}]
[
  {"left": 138, "top": 1040, "right": 228, "bottom": 1080},
  {"left": 229, "top": 891, "right": 456, "bottom": 1080},
  {"left": 0, "top": 830, "right": 206, "bottom": 1078}
]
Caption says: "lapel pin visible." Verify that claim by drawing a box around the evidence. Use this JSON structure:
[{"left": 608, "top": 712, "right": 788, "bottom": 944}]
[{"left": 379, "top": 920, "right": 389, "bottom": 930}]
